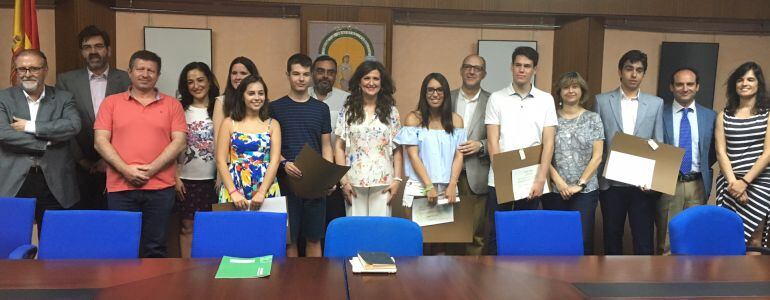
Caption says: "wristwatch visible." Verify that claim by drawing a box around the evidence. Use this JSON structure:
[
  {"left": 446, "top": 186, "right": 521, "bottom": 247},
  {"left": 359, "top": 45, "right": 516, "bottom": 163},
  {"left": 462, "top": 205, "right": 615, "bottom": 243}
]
[{"left": 577, "top": 181, "right": 587, "bottom": 191}]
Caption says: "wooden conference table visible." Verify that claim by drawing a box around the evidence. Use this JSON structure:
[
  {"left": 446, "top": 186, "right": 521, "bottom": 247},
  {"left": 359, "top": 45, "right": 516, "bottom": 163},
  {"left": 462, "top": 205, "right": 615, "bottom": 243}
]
[{"left": 2, "top": 256, "right": 770, "bottom": 299}]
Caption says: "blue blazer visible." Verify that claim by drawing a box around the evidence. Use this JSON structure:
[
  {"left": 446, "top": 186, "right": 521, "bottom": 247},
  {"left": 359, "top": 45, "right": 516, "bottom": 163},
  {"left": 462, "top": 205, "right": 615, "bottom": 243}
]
[{"left": 662, "top": 102, "right": 716, "bottom": 197}]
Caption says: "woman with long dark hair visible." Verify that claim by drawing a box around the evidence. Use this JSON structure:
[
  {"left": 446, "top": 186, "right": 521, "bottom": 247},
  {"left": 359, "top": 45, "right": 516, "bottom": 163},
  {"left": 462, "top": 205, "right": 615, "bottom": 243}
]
[
  {"left": 715, "top": 61, "right": 770, "bottom": 247},
  {"left": 212, "top": 57, "right": 260, "bottom": 140},
  {"left": 396, "top": 72, "right": 465, "bottom": 207},
  {"left": 174, "top": 61, "right": 220, "bottom": 257},
  {"left": 334, "top": 60, "right": 402, "bottom": 216},
  {"left": 216, "top": 75, "right": 281, "bottom": 210}
]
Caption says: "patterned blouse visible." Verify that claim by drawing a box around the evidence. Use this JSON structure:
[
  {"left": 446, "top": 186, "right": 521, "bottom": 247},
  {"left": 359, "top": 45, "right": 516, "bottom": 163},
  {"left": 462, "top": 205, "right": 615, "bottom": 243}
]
[
  {"left": 334, "top": 106, "right": 401, "bottom": 187},
  {"left": 551, "top": 110, "right": 604, "bottom": 193}
]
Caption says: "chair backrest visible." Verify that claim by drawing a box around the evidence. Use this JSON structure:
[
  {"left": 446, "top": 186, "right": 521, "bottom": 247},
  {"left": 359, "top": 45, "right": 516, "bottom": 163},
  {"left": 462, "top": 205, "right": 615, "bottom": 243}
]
[
  {"left": 38, "top": 210, "right": 141, "bottom": 259},
  {"left": 0, "top": 198, "right": 35, "bottom": 258},
  {"left": 191, "top": 211, "right": 287, "bottom": 258},
  {"left": 495, "top": 210, "right": 584, "bottom": 256},
  {"left": 324, "top": 216, "right": 423, "bottom": 258},
  {"left": 669, "top": 205, "right": 746, "bottom": 255}
]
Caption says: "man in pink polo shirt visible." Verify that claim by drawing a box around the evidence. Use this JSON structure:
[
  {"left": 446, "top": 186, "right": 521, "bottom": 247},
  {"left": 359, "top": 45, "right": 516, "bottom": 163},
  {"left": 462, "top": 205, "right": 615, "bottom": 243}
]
[{"left": 94, "top": 50, "right": 187, "bottom": 258}]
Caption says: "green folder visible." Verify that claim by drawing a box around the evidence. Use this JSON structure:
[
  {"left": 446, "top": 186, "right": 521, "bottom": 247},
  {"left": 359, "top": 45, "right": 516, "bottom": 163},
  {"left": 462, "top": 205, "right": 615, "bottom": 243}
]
[{"left": 215, "top": 255, "right": 273, "bottom": 279}]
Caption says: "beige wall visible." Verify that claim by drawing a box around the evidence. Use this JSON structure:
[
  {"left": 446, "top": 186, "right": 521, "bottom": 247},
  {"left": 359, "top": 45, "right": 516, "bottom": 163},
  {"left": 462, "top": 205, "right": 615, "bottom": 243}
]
[
  {"left": 392, "top": 25, "right": 554, "bottom": 117},
  {"left": 601, "top": 29, "right": 770, "bottom": 111},
  {"left": 0, "top": 8, "right": 56, "bottom": 89},
  {"left": 116, "top": 12, "right": 300, "bottom": 98}
]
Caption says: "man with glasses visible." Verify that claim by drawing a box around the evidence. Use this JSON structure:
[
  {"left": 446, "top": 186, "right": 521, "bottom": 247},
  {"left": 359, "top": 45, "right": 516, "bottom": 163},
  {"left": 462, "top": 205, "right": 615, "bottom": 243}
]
[
  {"left": 450, "top": 54, "right": 491, "bottom": 255},
  {"left": 485, "top": 46, "right": 557, "bottom": 254},
  {"left": 57, "top": 25, "right": 130, "bottom": 209},
  {"left": 308, "top": 55, "right": 350, "bottom": 225},
  {"left": 0, "top": 49, "right": 81, "bottom": 232}
]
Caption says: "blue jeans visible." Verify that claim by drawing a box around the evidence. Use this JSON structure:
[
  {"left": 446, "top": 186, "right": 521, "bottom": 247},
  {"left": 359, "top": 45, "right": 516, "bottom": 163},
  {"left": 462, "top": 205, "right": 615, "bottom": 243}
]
[
  {"left": 541, "top": 190, "right": 599, "bottom": 255},
  {"left": 486, "top": 186, "right": 541, "bottom": 255},
  {"left": 108, "top": 188, "right": 175, "bottom": 258}
]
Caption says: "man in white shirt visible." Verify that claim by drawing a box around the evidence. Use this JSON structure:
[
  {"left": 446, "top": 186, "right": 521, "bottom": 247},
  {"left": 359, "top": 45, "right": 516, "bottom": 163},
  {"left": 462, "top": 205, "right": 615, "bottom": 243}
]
[
  {"left": 308, "top": 55, "right": 351, "bottom": 226},
  {"left": 594, "top": 50, "right": 664, "bottom": 255},
  {"left": 656, "top": 67, "right": 716, "bottom": 254},
  {"left": 451, "top": 54, "right": 491, "bottom": 255},
  {"left": 485, "top": 46, "right": 557, "bottom": 254},
  {"left": 0, "top": 50, "right": 81, "bottom": 232}
]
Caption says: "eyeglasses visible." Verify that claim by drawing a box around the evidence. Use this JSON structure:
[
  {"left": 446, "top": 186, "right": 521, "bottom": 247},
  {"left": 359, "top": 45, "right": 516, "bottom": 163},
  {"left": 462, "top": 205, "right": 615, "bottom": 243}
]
[
  {"left": 462, "top": 64, "right": 485, "bottom": 72},
  {"left": 81, "top": 44, "right": 106, "bottom": 51},
  {"left": 426, "top": 88, "right": 444, "bottom": 95},
  {"left": 15, "top": 66, "right": 45, "bottom": 75}
]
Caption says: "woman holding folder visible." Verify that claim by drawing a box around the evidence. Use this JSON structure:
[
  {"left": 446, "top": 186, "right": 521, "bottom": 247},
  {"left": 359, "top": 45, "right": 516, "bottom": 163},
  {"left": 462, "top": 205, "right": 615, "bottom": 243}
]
[
  {"left": 216, "top": 75, "right": 281, "bottom": 211},
  {"left": 334, "top": 61, "right": 403, "bottom": 216},
  {"left": 715, "top": 62, "right": 770, "bottom": 247},
  {"left": 542, "top": 72, "right": 604, "bottom": 255}
]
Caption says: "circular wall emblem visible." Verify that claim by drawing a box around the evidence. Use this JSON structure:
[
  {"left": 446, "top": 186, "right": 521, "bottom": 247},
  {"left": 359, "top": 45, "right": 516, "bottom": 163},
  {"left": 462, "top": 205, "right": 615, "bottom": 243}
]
[{"left": 318, "top": 27, "right": 375, "bottom": 57}]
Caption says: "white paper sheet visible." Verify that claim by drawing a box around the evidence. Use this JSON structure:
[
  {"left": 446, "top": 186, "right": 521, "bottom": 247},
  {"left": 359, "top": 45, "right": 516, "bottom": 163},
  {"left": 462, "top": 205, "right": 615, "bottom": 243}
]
[
  {"left": 411, "top": 198, "right": 454, "bottom": 227},
  {"left": 511, "top": 164, "right": 550, "bottom": 200},
  {"left": 604, "top": 151, "right": 655, "bottom": 187},
  {"left": 247, "top": 196, "right": 287, "bottom": 213}
]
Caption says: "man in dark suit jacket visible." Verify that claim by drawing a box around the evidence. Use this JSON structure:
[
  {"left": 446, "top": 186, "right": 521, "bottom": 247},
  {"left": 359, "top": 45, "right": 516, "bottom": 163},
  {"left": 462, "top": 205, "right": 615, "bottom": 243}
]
[
  {"left": 0, "top": 50, "right": 81, "bottom": 231},
  {"left": 594, "top": 50, "right": 664, "bottom": 255},
  {"left": 656, "top": 67, "right": 717, "bottom": 254},
  {"left": 450, "top": 54, "right": 491, "bottom": 255},
  {"left": 56, "top": 25, "right": 130, "bottom": 209}
]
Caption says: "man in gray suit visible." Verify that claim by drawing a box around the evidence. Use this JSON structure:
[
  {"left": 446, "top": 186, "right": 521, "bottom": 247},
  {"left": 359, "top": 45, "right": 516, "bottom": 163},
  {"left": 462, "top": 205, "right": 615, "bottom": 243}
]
[
  {"left": 594, "top": 50, "right": 664, "bottom": 255},
  {"left": 56, "top": 25, "right": 130, "bottom": 209},
  {"left": 450, "top": 54, "right": 491, "bottom": 255},
  {"left": 0, "top": 49, "right": 81, "bottom": 231}
]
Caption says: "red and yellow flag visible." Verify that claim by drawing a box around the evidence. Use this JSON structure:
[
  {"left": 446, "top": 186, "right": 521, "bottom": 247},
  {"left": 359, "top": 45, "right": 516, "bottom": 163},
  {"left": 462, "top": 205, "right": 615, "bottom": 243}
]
[{"left": 11, "top": 0, "right": 39, "bottom": 85}]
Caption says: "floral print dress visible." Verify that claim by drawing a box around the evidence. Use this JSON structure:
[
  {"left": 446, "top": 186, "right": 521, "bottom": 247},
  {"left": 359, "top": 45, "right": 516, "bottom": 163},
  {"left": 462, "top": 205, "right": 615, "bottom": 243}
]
[
  {"left": 219, "top": 119, "right": 280, "bottom": 202},
  {"left": 334, "top": 106, "right": 401, "bottom": 187}
]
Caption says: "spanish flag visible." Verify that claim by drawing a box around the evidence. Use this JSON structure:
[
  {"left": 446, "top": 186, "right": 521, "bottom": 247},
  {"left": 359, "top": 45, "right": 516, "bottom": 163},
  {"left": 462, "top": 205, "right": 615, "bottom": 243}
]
[{"left": 11, "top": 0, "right": 39, "bottom": 85}]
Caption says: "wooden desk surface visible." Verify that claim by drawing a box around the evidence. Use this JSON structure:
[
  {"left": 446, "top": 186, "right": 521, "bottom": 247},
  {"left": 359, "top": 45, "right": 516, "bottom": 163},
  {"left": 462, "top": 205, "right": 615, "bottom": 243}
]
[
  {"left": 345, "top": 256, "right": 770, "bottom": 299},
  {"left": 0, "top": 258, "right": 347, "bottom": 299}
]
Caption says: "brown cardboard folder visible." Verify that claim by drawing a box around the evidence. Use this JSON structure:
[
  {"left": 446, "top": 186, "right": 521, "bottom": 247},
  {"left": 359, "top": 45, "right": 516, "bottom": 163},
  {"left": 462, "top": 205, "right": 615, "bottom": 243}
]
[
  {"left": 391, "top": 178, "right": 475, "bottom": 243},
  {"left": 491, "top": 145, "right": 543, "bottom": 204},
  {"left": 282, "top": 144, "right": 350, "bottom": 199},
  {"left": 602, "top": 132, "right": 684, "bottom": 195}
]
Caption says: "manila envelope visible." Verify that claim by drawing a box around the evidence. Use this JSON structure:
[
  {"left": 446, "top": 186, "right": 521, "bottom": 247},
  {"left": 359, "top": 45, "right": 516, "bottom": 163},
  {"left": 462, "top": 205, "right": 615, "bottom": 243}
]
[
  {"left": 282, "top": 144, "right": 350, "bottom": 199},
  {"left": 491, "top": 145, "right": 543, "bottom": 204},
  {"left": 603, "top": 132, "right": 685, "bottom": 195},
  {"left": 391, "top": 178, "right": 475, "bottom": 243}
]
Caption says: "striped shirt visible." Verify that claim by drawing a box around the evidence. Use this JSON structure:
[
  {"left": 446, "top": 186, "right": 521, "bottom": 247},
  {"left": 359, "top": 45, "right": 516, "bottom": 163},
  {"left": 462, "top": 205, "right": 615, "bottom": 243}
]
[{"left": 269, "top": 96, "right": 331, "bottom": 161}]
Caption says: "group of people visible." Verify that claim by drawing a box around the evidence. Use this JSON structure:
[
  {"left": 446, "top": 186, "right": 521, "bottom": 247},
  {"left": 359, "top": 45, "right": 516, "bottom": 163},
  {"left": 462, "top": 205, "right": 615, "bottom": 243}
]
[{"left": 2, "top": 25, "right": 769, "bottom": 258}]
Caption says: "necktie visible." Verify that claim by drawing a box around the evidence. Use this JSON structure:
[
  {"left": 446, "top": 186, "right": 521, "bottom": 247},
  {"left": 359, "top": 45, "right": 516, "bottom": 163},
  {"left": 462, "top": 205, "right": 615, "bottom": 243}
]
[{"left": 679, "top": 108, "right": 692, "bottom": 174}]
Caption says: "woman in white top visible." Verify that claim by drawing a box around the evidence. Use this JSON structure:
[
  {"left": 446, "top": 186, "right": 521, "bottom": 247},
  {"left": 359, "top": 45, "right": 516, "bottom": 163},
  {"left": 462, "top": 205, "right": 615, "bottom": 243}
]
[{"left": 174, "top": 62, "right": 220, "bottom": 258}]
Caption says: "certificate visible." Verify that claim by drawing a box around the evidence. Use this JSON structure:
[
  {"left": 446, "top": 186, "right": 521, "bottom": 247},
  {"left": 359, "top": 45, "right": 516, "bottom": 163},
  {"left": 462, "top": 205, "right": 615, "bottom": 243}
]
[
  {"left": 255, "top": 196, "right": 286, "bottom": 213},
  {"left": 411, "top": 198, "right": 454, "bottom": 227},
  {"left": 604, "top": 151, "right": 656, "bottom": 187},
  {"left": 511, "top": 164, "right": 550, "bottom": 200}
]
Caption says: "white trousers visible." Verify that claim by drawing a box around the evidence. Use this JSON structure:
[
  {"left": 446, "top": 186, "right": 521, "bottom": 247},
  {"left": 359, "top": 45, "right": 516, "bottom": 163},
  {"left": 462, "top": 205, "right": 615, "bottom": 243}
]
[{"left": 346, "top": 185, "right": 391, "bottom": 217}]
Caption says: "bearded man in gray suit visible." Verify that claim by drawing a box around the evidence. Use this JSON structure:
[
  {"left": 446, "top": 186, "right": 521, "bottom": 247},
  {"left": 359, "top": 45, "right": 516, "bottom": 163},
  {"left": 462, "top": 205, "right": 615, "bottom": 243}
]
[
  {"left": 0, "top": 50, "right": 81, "bottom": 231},
  {"left": 450, "top": 54, "right": 491, "bottom": 255},
  {"left": 594, "top": 50, "right": 664, "bottom": 255},
  {"left": 56, "top": 25, "right": 130, "bottom": 209}
]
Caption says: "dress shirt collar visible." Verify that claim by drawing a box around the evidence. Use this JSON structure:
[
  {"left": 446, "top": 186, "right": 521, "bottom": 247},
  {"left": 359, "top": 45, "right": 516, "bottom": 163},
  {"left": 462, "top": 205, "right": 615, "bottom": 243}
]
[
  {"left": 88, "top": 66, "right": 109, "bottom": 80},
  {"left": 672, "top": 100, "right": 697, "bottom": 114},
  {"left": 22, "top": 88, "right": 46, "bottom": 104},
  {"left": 620, "top": 88, "right": 639, "bottom": 101},
  {"left": 460, "top": 88, "right": 481, "bottom": 103}
]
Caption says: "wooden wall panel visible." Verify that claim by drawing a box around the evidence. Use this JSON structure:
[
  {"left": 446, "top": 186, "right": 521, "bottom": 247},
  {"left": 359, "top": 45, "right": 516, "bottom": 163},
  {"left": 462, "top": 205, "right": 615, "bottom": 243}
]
[
  {"left": 54, "top": 0, "right": 116, "bottom": 74},
  {"left": 552, "top": 17, "right": 604, "bottom": 109}
]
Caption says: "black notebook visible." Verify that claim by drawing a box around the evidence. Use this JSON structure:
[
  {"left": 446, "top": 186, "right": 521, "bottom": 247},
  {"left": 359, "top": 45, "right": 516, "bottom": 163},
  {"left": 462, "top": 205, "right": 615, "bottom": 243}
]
[{"left": 357, "top": 252, "right": 395, "bottom": 269}]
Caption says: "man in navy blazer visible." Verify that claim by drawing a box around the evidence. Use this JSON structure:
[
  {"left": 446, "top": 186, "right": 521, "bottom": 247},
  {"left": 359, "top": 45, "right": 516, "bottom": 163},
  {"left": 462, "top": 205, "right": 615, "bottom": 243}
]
[
  {"left": 594, "top": 50, "right": 664, "bottom": 255},
  {"left": 655, "top": 67, "right": 716, "bottom": 255}
]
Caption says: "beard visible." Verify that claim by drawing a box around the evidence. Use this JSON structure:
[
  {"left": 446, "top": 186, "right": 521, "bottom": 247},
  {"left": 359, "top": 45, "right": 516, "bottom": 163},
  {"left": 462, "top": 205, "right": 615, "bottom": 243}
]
[
  {"left": 314, "top": 79, "right": 333, "bottom": 95},
  {"left": 87, "top": 54, "right": 106, "bottom": 70},
  {"left": 21, "top": 80, "right": 39, "bottom": 92}
]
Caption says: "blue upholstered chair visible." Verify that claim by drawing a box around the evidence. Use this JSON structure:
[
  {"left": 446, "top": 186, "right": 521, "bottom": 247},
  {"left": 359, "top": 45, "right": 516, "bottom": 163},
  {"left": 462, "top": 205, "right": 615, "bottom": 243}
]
[
  {"left": 495, "top": 210, "right": 584, "bottom": 256},
  {"left": 38, "top": 210, "right": 141, "bottom": 259},
  {"left": 191, "top": 211, "right": 287, "bottom": 258},
  {"left": 324, "top": 216, "right": 423, "bottom": 258},
  {"left": 669, "top": 205, "right": 748, "bottom": 255},
  {"left": 0, "top": 198, "right": 37, "bottom": 259}
]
